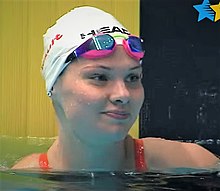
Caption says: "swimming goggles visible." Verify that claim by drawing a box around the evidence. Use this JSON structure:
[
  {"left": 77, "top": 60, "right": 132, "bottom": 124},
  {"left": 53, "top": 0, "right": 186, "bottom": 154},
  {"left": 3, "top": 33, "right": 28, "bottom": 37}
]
[{"left": 65, "top": 33, "right": 145, "bottom": 63}]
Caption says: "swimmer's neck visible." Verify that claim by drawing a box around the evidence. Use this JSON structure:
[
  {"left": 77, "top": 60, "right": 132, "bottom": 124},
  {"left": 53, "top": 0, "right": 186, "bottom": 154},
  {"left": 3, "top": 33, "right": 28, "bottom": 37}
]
[{"left": 47, "top": 132, "right": 132, "bottom": 171}]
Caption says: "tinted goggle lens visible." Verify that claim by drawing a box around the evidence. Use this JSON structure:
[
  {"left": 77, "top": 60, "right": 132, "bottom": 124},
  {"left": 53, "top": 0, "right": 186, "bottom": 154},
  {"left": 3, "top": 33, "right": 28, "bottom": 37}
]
[
  {"left": 75, "top": 34, "right": 115, "bottom": 55},
  {"left": 128, "top": 36, "right": 143, "bottom": 52}
]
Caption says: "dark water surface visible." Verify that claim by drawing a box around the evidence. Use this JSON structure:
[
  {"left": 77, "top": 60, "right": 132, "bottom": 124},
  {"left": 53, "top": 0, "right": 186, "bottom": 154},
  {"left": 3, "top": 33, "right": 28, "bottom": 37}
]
[{"left": 1, "top": 169, "right": 220, "bottom": 191}]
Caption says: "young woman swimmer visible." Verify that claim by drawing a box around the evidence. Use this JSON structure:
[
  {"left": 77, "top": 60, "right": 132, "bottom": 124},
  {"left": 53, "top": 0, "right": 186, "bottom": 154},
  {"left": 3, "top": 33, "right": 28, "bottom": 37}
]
[{"left": 12, "top": 6, "right": 219, "bottom": 172}]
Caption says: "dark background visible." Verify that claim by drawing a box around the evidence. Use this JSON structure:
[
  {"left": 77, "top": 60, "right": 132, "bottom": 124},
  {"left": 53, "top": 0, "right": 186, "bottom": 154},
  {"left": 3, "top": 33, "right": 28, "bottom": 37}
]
[{"left": 139, "top": 0, "right": 220, "bottom": 155}]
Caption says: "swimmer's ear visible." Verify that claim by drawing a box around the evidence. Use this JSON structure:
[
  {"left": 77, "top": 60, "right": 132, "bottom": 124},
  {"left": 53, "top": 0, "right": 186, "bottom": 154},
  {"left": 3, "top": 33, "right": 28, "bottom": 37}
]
[
  {"left": 50, "top": 86, "right": 57, "bottom": 99},
  {"left": 47, "top": 87, "right": 54, "bottom": 97},
  {"left": 50, "top": 83, "right": 61, "bottom": 101},
  {"left": 50, "top": 78, "right": 62, "bottom": 99}
]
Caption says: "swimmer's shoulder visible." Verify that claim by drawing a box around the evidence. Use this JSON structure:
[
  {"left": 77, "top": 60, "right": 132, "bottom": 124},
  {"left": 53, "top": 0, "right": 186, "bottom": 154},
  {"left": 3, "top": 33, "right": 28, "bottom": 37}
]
[
  {"left": 11, "top": 153, "right": 41, "bottom": 170},
  {"left": 141, "top": 137, "right": 219, "bottom": 169}
]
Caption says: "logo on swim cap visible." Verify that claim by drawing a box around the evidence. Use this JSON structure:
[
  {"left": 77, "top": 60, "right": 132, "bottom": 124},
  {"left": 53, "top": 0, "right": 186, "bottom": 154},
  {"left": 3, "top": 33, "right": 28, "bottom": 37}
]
[
  {"left": 42, "top": 34, "right": 63, "bottom": 69},
  {"left": 80, "top": 26, "right": 130, "bottom": 39}
]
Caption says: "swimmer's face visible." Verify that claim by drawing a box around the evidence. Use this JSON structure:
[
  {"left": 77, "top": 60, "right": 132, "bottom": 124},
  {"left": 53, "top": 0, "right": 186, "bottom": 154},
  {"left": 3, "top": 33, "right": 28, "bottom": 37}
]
[{"left": 53, "top": 46, "right": 144, "bottom": 145}]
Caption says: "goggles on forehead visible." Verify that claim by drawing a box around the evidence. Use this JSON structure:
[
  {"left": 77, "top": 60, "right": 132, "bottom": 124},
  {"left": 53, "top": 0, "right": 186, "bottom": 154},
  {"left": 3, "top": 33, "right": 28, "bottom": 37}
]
[{"left": 65, "top": 33, "right": 145, "bottom": 63}]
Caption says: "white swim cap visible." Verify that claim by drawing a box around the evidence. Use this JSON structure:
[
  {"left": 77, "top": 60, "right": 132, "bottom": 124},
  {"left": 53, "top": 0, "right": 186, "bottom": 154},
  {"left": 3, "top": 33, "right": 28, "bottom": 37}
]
[{"left": 41, "top": 6, "right": 130, "bottom": 96}]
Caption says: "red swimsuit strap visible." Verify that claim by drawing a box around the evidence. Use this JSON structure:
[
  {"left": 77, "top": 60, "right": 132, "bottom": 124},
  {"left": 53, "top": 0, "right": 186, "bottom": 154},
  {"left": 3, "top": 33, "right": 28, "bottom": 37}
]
[
  {"left": 134, "top": 139, "right": 147, "bottom": 172},
  {"left": 39, "top": 153, "right": 50, "bottom": 170}
]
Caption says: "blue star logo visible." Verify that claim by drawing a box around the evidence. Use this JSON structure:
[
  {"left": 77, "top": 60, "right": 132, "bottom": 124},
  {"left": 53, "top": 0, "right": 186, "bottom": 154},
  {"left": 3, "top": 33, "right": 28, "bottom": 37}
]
[{"left": 193, "top": 0, "right": 215, "bottom": 21}]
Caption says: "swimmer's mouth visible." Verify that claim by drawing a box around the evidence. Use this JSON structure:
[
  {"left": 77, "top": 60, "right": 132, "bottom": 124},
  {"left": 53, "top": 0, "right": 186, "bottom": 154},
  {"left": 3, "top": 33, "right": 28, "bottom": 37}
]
[{"left": 101, "top": 110, "right": 130, "bottom": 119}]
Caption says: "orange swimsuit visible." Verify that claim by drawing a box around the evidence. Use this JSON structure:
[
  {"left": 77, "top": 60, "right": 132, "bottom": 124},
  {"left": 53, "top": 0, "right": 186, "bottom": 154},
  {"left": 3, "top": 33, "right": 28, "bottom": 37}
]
[{"left": 39, "top": 139, "right": 147, "bottom": 171}]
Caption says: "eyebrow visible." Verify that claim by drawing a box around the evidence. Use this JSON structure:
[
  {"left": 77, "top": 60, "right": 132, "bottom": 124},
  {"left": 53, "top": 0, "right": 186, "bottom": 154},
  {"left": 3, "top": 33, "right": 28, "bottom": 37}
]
[{"left": 82, "top": 65, "right": 142, "bottom": 71}]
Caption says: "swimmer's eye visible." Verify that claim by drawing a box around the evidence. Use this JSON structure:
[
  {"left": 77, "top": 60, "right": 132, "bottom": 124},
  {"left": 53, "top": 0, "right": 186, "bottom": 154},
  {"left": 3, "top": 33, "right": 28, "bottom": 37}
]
[
  {"left": 89, "top": 74, "right": 108, "bottom": 81},
  {"left": 126, "top": 73, "right": 142, "bottom": 83}
]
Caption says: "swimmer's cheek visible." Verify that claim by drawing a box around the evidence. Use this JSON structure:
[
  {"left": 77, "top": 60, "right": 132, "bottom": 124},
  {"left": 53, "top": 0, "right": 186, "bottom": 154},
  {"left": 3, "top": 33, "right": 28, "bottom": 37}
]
[{"left": 11, "top": 153, "right": 40, "bottom": 170}]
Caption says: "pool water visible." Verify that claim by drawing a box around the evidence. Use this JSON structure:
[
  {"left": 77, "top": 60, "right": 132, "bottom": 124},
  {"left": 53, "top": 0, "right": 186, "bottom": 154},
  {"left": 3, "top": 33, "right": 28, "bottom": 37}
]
[
  {"left": 1, "top": 169, "right": 220, "bottom": 191},
  {"left": 0, "top": 136, "right": 55, "bottom": 169},
  {"left": 1, "top": 136, "right": 220, "bottom": 191}
]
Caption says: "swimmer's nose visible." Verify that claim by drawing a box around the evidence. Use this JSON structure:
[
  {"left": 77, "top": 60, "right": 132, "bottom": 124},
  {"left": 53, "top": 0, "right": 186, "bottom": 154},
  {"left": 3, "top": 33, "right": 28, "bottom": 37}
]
[{"left": 110, "top": 81, "right": 130, "bottom": 105}]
